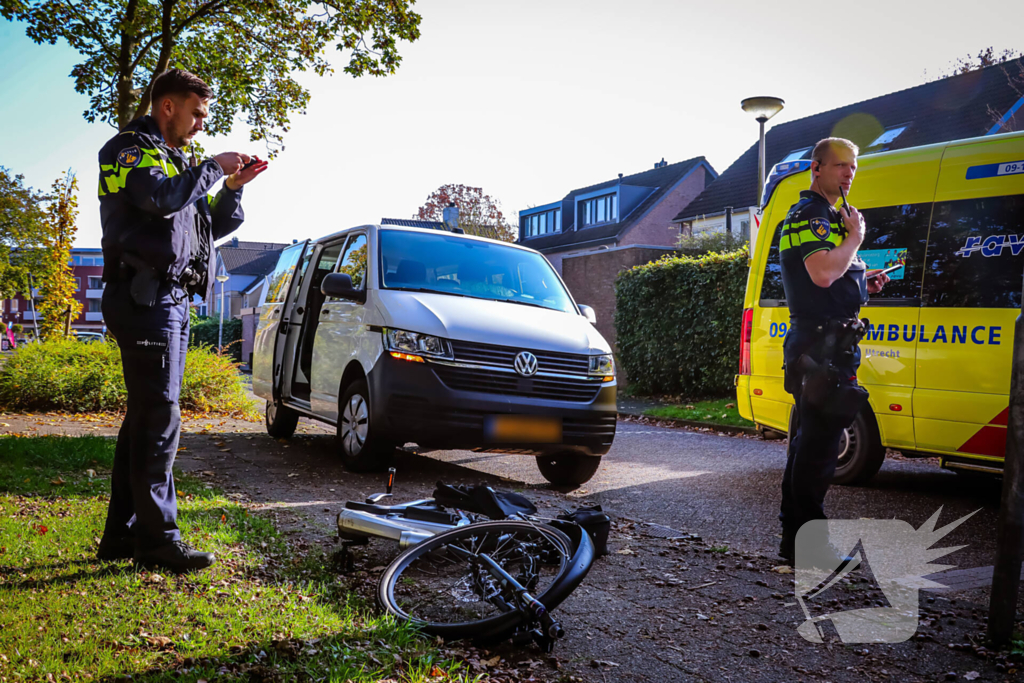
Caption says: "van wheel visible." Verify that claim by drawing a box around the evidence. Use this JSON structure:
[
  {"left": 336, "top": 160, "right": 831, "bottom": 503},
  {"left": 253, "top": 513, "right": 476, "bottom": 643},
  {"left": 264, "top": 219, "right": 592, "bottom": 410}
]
[
  {"left": 537, "top": 452, "right": 602, "bottom": 487},
  {"left": 266, "top": 399, "right": 299, "bottom": 439},
  {"left": 337, "top": 379, "right": 395, "bottom": 472},
  {"left": 831, "top": 411, "right": 885, "bottom": 485}
]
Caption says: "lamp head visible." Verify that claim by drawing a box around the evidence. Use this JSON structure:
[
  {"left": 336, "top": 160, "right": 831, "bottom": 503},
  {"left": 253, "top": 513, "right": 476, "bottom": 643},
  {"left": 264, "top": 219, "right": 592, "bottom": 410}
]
[
  {"left": 216, "top": 274, "right": 229, "bottom": 283},
  {"left": 741, "top": 96, "right": 785, "bottom": 123}
]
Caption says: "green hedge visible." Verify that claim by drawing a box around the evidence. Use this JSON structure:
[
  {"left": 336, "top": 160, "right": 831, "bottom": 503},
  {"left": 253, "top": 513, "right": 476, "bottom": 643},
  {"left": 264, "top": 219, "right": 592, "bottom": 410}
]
[
  {"left": 615, "top": 247, "right": 749, "bottom": 397},
  {"left": 0, "top": 338, "right": 257, "bottom": 417},
  {"left": 189, "top": 317, "right": 243, "bottom": 361}
]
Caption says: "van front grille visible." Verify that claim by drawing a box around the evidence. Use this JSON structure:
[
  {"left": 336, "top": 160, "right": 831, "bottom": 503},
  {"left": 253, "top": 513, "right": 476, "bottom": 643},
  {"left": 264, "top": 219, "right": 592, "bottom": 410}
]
[
  {"left": 449, "top": 340, "right": 591, "bottom": 376},
  {"left": 432, "top": 364, "right": 602, "bottom": 402}
]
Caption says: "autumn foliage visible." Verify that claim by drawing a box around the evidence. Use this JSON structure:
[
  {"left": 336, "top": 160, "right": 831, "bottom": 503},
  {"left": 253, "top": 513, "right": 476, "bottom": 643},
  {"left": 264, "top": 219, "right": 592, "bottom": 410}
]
[
  {"left": 36, "top": 171, "right": 82, "bottom": 340},
  {"left": 415, "top": 184, "right": 518, "bottom": 243}
]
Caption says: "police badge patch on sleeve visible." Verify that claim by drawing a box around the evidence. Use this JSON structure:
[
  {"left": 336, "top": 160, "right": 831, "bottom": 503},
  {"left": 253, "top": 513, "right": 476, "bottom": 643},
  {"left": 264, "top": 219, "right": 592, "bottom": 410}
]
[
  {"left": 117, "top": 146, "right": 141, "bottom": 167},
  {"left": 810, "top": 217, "right": 831, "bottom": 240}
]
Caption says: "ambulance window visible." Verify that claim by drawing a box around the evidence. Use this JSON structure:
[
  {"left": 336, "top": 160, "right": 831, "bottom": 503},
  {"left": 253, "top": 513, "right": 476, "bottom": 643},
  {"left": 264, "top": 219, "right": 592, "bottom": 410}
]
[
  {"left": 758, "top": 220, "right": 786, "bottom": 305},
  {"left": 922, "top": 194, "right": 1024, "bottom": 308},
  {"left": 857, "top": 203, "right": 930, "bottom": 303}
]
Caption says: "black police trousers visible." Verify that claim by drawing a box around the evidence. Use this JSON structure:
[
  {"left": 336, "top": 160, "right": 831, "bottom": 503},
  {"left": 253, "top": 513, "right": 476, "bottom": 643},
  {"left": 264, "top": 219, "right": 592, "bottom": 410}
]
[
  {"left": 101, "top": 282, "right": 190, "bottom": 551},
  {"left": 779, "top": 325, "right": 859, "bottom": 539}
]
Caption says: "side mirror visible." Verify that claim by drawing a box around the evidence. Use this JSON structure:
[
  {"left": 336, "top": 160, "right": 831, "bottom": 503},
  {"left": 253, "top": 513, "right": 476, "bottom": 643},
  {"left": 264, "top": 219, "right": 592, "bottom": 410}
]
[
  {"left": 578, "top": 304, "right": 597, "bottom": 324},
  {"left": 322, "top": 272, "right": 366, "bottom": 303}
]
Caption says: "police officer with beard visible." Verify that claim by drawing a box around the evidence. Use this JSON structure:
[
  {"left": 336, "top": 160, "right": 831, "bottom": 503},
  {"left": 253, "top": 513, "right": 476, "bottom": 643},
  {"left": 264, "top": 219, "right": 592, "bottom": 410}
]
[
  {"left": 95, "top": 69, "right": 268, "bottom": 572},
  {"left": 778, "top": 137, "right": 888, "bottom": 566}
]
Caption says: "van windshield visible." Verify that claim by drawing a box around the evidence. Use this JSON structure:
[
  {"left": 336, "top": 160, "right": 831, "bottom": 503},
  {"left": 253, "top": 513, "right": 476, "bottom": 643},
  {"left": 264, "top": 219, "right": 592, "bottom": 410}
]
[{"left": 379, "top": 230, "right": 576, "bottom": 314}]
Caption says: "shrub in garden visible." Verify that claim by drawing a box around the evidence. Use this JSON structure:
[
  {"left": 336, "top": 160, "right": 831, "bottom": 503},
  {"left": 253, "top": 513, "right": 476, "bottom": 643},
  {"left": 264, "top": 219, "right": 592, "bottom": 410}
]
[
  {"left": 615, "top": 246, "right": 748, "bottom": 398},
  {"left": 0, "top": 337, "right": 256, "bottom": 416},
  {"left": 189, "top": 317, "right": 243, "bottom": 361}
]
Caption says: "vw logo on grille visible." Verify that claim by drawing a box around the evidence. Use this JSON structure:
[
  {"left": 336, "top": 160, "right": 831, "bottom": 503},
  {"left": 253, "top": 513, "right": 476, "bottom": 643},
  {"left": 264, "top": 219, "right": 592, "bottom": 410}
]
[{"left": 514, "top": 351, "right": 538, "bottom": 377}]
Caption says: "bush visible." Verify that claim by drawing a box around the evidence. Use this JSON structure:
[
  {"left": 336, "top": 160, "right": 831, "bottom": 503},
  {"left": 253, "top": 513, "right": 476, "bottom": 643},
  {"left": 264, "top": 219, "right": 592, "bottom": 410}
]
[
  {"left": 0, "top": 337, "right": 257, "bottom": 417},
  {"left": 189, "top": 317, "right": 243, "bottom": 361},
  {"left": 677, "top": 230, "right": 748, "bottom": 255},
  {"left": 11, "top": 324, "right": 23, "bottom": 334},
  {"left": 615, "top": 246, "right": 749, "bottom": 398}
]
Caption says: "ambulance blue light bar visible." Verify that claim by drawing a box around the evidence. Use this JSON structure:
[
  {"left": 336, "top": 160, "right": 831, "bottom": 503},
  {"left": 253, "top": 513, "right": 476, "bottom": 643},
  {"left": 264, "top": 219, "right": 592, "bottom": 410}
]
[{"left": 760, "top": 159, "right": 812, "bottom": 209}]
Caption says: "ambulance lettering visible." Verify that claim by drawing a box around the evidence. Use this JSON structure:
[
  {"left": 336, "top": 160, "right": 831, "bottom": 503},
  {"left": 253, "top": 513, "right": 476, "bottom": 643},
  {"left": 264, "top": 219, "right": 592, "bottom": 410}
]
[
  {"left": 954, "top": 234, "right": 1024, "bottom": 257},
  {"left": 865, "top": 323, "right": 1002, "bottom": 345}
]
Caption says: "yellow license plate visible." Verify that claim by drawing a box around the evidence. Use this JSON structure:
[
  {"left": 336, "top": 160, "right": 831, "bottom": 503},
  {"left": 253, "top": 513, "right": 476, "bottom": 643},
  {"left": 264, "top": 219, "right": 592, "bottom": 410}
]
[{"left": 485, "top": 415, "right": 563, "bottom": 443}]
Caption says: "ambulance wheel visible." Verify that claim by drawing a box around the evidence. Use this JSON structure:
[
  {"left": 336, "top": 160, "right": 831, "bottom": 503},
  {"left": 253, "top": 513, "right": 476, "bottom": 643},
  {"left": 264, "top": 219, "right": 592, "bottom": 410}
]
[
  {"left": 537, "top": 452, "right": 602, "bottom": 487},
  {"left": 266, "top": 399, "right": 299, "bottom": 439},
  {"left": 337, "top": 379, "right": 395, "bottom": 472},
  {"left": 832, "top": 411, "right": 885, "bottom": 486}
]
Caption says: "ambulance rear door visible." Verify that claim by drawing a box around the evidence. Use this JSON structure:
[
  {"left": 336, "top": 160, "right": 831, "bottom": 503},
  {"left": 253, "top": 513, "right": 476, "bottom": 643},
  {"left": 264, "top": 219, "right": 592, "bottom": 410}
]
[{"left": 913, "top": 133, "right": 1024, "bottom": 463}]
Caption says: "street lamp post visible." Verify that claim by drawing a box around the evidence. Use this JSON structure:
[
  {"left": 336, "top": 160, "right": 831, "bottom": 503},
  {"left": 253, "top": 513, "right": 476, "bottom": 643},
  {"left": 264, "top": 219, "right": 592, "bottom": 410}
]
[
  {"left": 741, "top": 96, "right": 785, "bottom": 211},
  {"left": 216, "top": 274, "right": 229, "bottom": 351}
]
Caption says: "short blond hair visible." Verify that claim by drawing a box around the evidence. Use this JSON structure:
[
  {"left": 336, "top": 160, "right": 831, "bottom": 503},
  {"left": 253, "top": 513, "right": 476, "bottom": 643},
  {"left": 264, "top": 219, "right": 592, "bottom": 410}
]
[{"left": 811, "top": 137, "right": 859, "bottom": 166}]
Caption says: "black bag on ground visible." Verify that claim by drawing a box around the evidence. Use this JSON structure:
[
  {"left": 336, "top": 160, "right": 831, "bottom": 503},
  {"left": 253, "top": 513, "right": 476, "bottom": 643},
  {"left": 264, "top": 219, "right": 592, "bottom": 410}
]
[
  {"left": 431, "top": 482, "right": 537, "bottom": 519},
  {"left": 557, "top": 504, "right": 611, "bottom": 557}
]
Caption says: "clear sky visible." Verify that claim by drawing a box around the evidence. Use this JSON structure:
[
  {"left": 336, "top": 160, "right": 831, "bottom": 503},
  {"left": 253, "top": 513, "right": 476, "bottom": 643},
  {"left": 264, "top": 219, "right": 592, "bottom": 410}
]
[{"left": 0, "top": 0, "right": 1020, "bottom": 249}]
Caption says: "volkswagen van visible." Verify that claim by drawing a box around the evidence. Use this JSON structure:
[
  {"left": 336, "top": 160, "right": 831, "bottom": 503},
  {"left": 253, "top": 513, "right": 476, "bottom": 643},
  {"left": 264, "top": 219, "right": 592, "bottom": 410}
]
[
  {"left": 738, "top": 130, "right": 1024, "bottom": 483},
  {"left": 252, "top": 225, "right": 617, "bottom": 485}
]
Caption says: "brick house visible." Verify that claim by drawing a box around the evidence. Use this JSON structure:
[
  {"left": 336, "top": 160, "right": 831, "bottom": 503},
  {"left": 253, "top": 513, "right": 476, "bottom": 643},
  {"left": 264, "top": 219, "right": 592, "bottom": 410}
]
[
  {"left": 206, "top": 238, "right": 290, "bottom": 320},
  {"left": 517, "top": 157, "right": 717, "bottom": 274},
  {"left": 1, "top": 247, "right": 106, "bottom": 337},
  {"left": 674, "top": 58, "right": 1024, "bottom": 247}
]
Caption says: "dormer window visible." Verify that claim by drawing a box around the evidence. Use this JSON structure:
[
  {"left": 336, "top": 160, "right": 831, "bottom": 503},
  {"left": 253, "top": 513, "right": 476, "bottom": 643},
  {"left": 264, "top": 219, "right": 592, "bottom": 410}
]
[
  {"left": 867, "top": 125, "right": 908, "bottom": 151},
  {"left": 524, "top": 208, "right": 561, "bottom": 237},
  {"left": 780, "top": 147, "right": 811, "bottom": 163},
  {"left": 582, "top": 193, "right": 618, "bottom": 227}
]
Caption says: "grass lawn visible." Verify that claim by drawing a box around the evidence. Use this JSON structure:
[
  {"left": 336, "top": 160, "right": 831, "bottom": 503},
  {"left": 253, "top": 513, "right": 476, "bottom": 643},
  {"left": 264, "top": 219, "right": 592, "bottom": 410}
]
[
  {"left": 0, "top": 435, "right": 478, "bottom": 682},
  {"left": 643, "top": 397, "right": 756, "bottom": 429}
]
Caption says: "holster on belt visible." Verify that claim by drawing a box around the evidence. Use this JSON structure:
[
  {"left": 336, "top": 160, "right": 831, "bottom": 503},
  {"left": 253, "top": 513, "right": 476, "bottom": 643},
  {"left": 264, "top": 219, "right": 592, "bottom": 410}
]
[
  {"left": 119, "top": 253, "right": 160, "bottom": 307},
  {"left": 784, "top": 318, "right": 869, "bottom": 427}
]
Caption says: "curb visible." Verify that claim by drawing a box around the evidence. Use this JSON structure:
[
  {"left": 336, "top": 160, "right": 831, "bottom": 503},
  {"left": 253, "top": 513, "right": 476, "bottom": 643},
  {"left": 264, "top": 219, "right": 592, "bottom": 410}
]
[{"left": 617, "top": 411, "right": 760, "bottom": 437}]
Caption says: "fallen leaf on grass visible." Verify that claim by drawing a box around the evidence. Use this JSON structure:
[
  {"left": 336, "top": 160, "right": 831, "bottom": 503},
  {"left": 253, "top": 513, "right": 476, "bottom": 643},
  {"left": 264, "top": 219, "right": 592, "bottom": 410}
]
[
  {"left": 287, "top": 473, "right": 299, "bottom": 478},
  {"left": 50, "top": 477, "right": 65, "bottom": 485},
  {"left": 616, "top": 548, "right": 634, "bottom": 555},
  {"left": 146, "top": 573, "right": 165, "bottom": 584},
  {"left": 483, "top": 655, "right": 501, "bottom": 667},
  {"left": 771, "top": 565, "right": 794, "bottom": 574},
  {"left": 85, "top": 469, "right": 96, "bottom": 478},
  {"left": 146, "top": 635, "right": 173, "bottom": 648},
  {"left": 964, "top": 673, "right": 980, "bottom": 681}
]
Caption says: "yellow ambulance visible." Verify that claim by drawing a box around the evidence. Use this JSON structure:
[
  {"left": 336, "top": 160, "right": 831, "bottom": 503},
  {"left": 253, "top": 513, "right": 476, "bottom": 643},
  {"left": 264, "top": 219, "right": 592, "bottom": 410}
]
[{"left": 737, "top": 130, "right": 1024, "bottom": 484}]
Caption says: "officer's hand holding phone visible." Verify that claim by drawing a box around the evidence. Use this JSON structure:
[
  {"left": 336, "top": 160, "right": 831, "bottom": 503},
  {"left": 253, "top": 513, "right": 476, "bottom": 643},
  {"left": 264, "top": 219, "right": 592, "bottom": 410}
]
[{"left": 213, "top": 152, "right": 249, "bottom": 175}]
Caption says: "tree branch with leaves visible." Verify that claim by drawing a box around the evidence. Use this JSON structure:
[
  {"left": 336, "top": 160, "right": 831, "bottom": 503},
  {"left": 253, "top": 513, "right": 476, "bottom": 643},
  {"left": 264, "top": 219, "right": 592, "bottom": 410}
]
[{"left": 1, "top": 0, "right": 422, "bottom": 155}]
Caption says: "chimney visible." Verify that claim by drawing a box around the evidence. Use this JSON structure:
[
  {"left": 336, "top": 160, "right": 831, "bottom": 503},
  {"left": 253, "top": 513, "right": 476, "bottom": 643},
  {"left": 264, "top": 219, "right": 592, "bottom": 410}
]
[
  {"left": 617, "top": 173, "right": 623, "bottom": 184},
  {"left": 231, "top": 236, "right": 239, "bottom": 248},
  {"left": 442, "top": 203, "right": 459, "bottom": 231},
  {"left": 654, "top": 158, "right": 667, "bottom": 169}
]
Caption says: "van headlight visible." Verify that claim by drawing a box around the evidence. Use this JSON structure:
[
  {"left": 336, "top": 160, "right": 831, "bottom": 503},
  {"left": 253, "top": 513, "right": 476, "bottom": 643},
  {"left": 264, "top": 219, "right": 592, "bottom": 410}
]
[
  {"left": 589, "top": 354, "right": 615, "bottom": 379},
  {"left": 383, "top": 328, "right": 453, "bottom": 360}
]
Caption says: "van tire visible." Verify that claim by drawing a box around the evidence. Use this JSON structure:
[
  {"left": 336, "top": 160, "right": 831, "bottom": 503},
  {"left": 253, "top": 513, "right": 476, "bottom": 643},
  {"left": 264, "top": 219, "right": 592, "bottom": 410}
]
[
  {"left": 266, "top": 399, "right": 299, "bottom": 439},
  {"left": 537, "top": 452, "right": 602, "bottom": 486},
  {"left": 832, "top": 411, "right": 885, "bottom": 486},
  {"left": 337, "top": 379, "right": 395, "bottom": 472}
]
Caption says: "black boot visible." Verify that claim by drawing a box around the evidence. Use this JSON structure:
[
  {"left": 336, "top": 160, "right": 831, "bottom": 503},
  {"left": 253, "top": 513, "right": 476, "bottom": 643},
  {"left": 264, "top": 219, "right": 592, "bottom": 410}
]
[
  {"left": 134, "top": 541, "right": 216, "bottom": 573},
  {"left": 96, "top": 535, "right": 134, "bottom": 561}
]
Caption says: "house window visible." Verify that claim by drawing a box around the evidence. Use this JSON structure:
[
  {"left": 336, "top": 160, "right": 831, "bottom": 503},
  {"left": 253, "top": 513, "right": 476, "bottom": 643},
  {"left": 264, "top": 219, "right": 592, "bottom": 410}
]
[
  {"left": 10, "top": 300, "right": 17, "bottom": 312},
  {"left": 524, "top": 208, "right": 561, "bottom": 238},
  {"left": 88, "top": 299, "right": 102, "bottom": 313},
  {"left": 73, "top": 277, "right": 81, "bottom": 291},
  {"left": 581, "top": 194, "right": 617, "bottom": 227},
  {"left": 780, "top": 147, "right": 811, "bottom": 163},
  {"left": 88, "top": 276, "right": 103, "bottom": 289}
]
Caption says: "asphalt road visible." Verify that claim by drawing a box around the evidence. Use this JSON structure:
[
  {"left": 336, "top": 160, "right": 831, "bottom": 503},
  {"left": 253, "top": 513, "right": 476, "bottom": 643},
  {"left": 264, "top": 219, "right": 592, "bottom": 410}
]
[{"left": 425, "top": 421, "right": 1005, "bottom": 572}]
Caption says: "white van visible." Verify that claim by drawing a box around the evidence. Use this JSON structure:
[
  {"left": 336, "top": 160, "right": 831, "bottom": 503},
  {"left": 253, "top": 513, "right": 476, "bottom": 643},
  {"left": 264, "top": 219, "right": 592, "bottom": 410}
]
[{"left": 252, "top": 224, "right": 617, "bottom": 485}]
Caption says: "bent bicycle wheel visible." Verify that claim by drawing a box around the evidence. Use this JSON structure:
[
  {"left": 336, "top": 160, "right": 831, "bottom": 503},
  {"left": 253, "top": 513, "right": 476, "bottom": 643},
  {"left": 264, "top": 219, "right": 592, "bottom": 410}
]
[{"left": 378, "top": 520, "right": 576, "bottom": 642}]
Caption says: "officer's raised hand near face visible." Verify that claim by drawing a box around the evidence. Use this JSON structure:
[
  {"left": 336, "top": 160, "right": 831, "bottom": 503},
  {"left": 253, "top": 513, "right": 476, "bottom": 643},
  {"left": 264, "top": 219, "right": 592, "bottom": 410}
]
[{"left": 840, "top": 205, "right": 866, "bottom": 245}]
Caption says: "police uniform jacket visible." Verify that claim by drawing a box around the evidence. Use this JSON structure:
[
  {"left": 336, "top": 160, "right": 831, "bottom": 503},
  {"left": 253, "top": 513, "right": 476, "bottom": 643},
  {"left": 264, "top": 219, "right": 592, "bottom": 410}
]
[
  {"left": 98, "top": 115, "right": 245, "bottom": 293},
  {"left": 780, "top": 190, "right": 868, "bottom": 322}
]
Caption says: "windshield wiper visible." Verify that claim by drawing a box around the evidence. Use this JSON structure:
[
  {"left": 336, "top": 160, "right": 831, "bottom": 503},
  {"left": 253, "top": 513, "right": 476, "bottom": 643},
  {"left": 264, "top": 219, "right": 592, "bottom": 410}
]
[
  {"left": 495, "top": 298, "right": 554, "bottom": 311},
  {"left": 386, "top": 286, "right": 469, "bottom": 298}
]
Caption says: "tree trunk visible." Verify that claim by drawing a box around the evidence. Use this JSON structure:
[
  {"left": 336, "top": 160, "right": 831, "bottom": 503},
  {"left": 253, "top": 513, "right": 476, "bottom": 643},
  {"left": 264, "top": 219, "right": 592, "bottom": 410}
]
[
  {"left": 116, "top": 0, "right": 141, "bottom": 129},
  {"left": 131, "top": 0, "right": 178, "bottom": 123}
]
